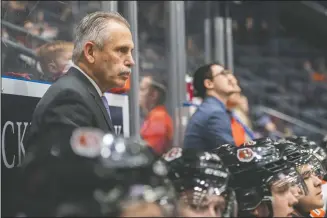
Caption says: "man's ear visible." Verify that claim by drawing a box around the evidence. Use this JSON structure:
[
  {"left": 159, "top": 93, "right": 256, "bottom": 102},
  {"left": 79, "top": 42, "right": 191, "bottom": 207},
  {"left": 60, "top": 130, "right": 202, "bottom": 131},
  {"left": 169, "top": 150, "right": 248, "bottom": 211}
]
[
  {"left": 83, "top": 41, "right": 96, "bottom": 64},
  {"left": 203, "top": 78, "right": 214, "bottom": 89}
]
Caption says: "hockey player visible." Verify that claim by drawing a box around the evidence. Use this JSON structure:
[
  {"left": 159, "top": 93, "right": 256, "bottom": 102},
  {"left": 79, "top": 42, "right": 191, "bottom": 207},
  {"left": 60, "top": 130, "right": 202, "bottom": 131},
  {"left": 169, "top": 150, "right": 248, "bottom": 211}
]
[
  {"left": 276, "top": 139, "right": 326, "bottom": 217},
  {"left": 213, "top": 140, "right": 307, "bottom": 217},
  {"left": 14, "top": 128, "right": 176, "bottom": 217},
  {"left": 162, "top": 147, "right": 238, "bottom": 217}
]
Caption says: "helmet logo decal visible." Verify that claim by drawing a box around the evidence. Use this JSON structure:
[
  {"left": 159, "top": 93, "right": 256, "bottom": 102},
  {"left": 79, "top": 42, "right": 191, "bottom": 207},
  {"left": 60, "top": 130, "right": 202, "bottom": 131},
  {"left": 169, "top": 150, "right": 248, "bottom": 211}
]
[
  {"left": 243, "top": 140, "right": 256, "bottom": 146},
  {"left": 237, "top": 148, "right": 255, "bottom": 162},
  {"left": 162, "top": 147, "right": 182, "bottom": 162},
  {"left": 70, "top": 128, "right": 104, "bottom": 158}
]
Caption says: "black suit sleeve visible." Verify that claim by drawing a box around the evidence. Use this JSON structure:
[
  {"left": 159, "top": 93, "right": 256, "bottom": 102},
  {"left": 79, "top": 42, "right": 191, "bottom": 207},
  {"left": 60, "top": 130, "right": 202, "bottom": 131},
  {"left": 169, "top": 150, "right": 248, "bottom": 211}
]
[
  {"left": 26, "top": 90, "right": 94, "bottom": 155},
  {"left": 44, "top": 90, "right": 93, "bottom": 128}
]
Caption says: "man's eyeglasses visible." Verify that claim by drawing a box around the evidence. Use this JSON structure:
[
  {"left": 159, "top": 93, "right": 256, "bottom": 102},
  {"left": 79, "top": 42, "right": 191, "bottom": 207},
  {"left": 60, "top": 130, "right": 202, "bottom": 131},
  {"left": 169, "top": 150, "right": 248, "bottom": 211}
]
[{"left": 210, "top": 70, "right": 232, "bottom": 79}]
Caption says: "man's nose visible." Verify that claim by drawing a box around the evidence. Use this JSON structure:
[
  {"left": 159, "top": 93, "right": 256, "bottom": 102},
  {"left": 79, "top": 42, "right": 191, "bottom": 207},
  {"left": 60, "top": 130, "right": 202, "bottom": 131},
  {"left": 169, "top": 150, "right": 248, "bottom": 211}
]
[
  {"left": 290, "top": 186, "right": 302, "bottom": 199},
  {"left": 126, "top": 54, "right": 135, "bottom": 67},
  {"left": 288, "top": 191, "right": 299, "bottom": 206},
  {"left": 312, "top": 174, "right": 322, "bottom": 187}
]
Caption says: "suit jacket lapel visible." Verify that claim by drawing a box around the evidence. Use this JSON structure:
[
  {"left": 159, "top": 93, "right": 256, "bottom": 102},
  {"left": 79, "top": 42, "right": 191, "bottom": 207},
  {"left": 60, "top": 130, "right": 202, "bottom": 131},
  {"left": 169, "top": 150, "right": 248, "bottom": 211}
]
[
  {"left": 68, "top": 68, "right": 114, "bottom": 131},
  {"left": 89, "top": 89, "right": 114, "bottom": 131}
]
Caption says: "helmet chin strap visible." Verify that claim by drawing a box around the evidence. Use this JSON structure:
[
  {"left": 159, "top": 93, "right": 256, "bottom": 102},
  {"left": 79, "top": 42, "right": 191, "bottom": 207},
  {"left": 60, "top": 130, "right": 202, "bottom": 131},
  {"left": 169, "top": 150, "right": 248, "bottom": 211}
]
[
  {"left": 262, "top": 194, "right": 274, "bottom": 218},
  {"left": 262, "top": 176, "right": 276, "bottom": 218},
  {"left": 222, "top": 189, "right": 238, "bottom": 218},
  {"left": 238, "top": 211, "right": 258, "bottom": 218},
  {"left": 237, "top": 195, "right": 273, "bottom": 218}
]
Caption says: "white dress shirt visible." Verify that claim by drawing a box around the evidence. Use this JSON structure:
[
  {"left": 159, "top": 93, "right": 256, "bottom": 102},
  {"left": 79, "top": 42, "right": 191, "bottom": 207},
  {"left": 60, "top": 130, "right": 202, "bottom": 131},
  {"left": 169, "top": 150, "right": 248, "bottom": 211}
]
[
  {"left": 71, "top": 63, "right": 112, "bottom": 120},
  {"left": 71, "top": 63, "right": 102, "bottom": 97}
]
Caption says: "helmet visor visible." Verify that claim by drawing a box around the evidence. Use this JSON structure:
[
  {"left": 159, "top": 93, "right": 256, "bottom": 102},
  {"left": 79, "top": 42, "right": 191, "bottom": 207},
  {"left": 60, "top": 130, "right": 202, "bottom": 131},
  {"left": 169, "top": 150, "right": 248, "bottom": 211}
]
[
  {"left": 296, "top": 155, "right": 327, "bottom": 180},
  {"left": 268, "top": 167, "right": 308, "bottom": 198}
]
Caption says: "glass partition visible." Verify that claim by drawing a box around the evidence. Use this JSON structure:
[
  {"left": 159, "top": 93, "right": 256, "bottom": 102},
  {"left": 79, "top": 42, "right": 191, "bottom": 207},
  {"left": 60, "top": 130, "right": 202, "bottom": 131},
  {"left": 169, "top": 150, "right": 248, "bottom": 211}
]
[{"left": 1, "top": 1, "right": 102, "bottom": 82}]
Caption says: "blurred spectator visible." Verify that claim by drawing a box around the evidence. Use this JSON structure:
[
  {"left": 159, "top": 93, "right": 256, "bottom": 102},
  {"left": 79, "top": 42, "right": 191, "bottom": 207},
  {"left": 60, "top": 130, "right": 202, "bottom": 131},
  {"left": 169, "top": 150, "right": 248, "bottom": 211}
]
[
  {"left": 227, "top": 92, "right": 255, "bottom": 145},
  {"left": 23, "top": 21, "right": 40, "bottom": 36},
  {"left": 226, "top": 73, "right": 245, "bottom": 146},
  {"left": 3, "top": 1, "right": 30, "bottom": 26},
  {"left": 241, "top": 16, "right": 256, "bottom": 44},
  {"left": 139, "top": 73, "right": 173, "bottom": 156},
  {"left": 236, "top": 95, "right": 253, "bottom": 129},
  {"left": 304, "top": 59, "right": 327, "bottom": 82},
  {"left": 228, "top": 102, "right": 246, "bottom": 146},
  {"left": 30, "top": 10, "right": 58, "bottom": 40},
  {"left": 258, "top": 20, "right": 269, "bottom": 45},
  {"left": 303, "top": 60, "right": 316, "bottom": 78},
  {"left": 36, "top": 40, "right": 73, "bottom": 82},
  {"left": 226, "top": 73, "right": 255, "bottom": 146}
]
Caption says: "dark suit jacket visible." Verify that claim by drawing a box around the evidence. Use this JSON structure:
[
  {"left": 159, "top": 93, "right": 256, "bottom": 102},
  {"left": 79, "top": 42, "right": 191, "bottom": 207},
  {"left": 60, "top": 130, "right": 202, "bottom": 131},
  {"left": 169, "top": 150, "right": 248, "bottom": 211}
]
[
  {"left": 25, "top": 67, "right": 114, "bottom": 155},
  {"left": 183, "top": 96, "right": 235, "bottom": 151}
]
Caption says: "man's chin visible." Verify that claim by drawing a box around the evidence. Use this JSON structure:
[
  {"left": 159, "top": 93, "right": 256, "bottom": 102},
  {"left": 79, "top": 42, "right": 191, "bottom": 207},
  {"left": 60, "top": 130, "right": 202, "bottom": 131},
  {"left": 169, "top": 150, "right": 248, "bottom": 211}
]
[
  {"left": 108, "top": 81, "right": 128, "bottom": 93},
  {"left": 226, "top": 91, "right": 241, "bottom": 96},
  {"left": 114, "top": 80, "right": 127, "bottom": 88},
  {"left": 316, "top": 200, "right": 324, "bottom": 209}
]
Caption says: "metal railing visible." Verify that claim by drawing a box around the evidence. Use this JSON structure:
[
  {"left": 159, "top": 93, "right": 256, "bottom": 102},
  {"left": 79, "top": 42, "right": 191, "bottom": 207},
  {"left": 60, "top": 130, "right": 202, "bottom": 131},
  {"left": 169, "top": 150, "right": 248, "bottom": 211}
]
[
  {"left": 1, "top": 38, "right": 38, "bottom": 71},
  {"left": 1, "top": 20, "right": 52, "bottom": 44},
  {"left": 256, "top": 105, "right": 327, "bottom": 136},
  {"left": 1, "top": 38, "right": 37, "bottom": 58},
  {"left": 301, "top": 1, "right": 327, "bottom": 15}
]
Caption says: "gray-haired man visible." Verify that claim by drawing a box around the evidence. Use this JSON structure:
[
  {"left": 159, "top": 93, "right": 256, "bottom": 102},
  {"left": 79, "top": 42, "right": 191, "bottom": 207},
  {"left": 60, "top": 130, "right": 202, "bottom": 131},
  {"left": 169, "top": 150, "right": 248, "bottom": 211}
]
[{"left": 25, "top": 11, "right": 135, "bottom": 152}]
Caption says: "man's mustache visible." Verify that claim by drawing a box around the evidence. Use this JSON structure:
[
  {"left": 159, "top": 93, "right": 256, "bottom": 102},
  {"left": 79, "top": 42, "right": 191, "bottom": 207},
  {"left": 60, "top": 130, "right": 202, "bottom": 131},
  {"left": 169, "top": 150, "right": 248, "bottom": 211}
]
[{"left": 119, "top": 71, "right": 131, "bottom": 76}]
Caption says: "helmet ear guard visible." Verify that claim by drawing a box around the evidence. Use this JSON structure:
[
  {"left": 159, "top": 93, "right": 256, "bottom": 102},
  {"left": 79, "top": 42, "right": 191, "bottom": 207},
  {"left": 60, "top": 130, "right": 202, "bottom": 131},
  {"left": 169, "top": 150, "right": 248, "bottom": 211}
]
[
  {"left": 222, "top": 188, "right": 238, "bottom": 218},
  {"left": 234, "top": 187, "right": 265, "bottom": 212}
]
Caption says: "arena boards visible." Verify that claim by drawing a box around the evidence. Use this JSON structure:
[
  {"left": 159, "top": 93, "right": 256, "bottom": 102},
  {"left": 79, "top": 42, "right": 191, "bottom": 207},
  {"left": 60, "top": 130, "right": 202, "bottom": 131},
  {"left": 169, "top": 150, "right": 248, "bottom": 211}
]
[
  {"left": 1, "top": 76, "right": 130, "bottom": 216},
  {"left": 1, "top": 76, "right": 130, "bottom": 168}
]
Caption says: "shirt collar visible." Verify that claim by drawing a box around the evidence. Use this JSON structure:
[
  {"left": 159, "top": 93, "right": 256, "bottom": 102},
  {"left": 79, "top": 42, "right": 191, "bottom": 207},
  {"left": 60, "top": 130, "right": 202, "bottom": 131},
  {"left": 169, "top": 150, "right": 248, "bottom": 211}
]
[
  {"left": 205, "top": 95, "right": 227, "bottom": 111},
  {"left": 71, "top": 63, "right": 102, "bottom": 97}
]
